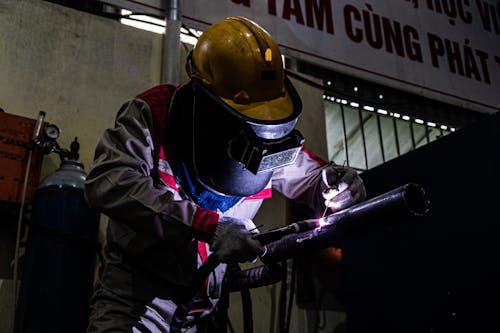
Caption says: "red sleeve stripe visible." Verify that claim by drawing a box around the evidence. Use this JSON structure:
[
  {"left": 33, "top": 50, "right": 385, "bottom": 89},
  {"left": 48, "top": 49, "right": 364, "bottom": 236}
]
[
  {"left": 197, "top": 241, "right": 210, "bottom": 295},
  {"left": 245, "top": 187, "right": 273, "bottom": 200},
  {"left": 192, "top": 208, "right": 219, "bottom": 236},
  {"left": 301, "top": 147, "right": 328, "bottom": 166},
  {"left": 158, "top": 172, "right": 179, "bottom": 192},
  {"left": 198, "top": 241, "right": 209, "bottom": 263},
  {"left": 157, "top": 147, "right": 179, "bottom": 191},
  {"left": 189, "top": 306, "right": 213, "bottom": 314}
]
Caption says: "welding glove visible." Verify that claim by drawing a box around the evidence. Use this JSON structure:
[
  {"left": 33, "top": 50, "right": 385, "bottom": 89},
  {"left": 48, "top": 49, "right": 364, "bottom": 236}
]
[
  {"left": 322, "top": 165, "right": 366, "bottom": 212},
  {"left": 209, "top": 216, "right": 264, "bottom": 264}
]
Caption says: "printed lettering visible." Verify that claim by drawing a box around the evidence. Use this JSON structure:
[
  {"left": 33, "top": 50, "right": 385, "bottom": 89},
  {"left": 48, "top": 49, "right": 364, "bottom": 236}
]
[
  {"left": 403, "top": 26, "right": 423, "bottom": 62},
  {"left": 428, "top": 33, "right": 445, "bottom": 68},
  {"left": 344, "top": 4, "right": 422, "bottom": 61},
  {"left": 283, "top": 0, "right": 305, "bottom": 25},
  {"left": 344, "top": 4, "right": 363, "bottom": 43},
  {"left": 231, "top": 0, "right": 250, "bottom": 6},
  {"left": 476, "top": 0, "right": 500, "bottom": 34},
  {"left": 268, "top": 0, "right": 277, "bottom": 15},
  {"left": 305, "top": 0, "right": 334, "bottom": 34},
  {"left": 428, "top": 33, "right": 491, "bottom": 84},
  {"left": 364, "top": 4, "right": 383, "bottom": 49},
  {"left": 456, "top": 0, "right": 472, "bottom": 23},
  {"left": 426, "top": 0, "right": 472, "bottom": 25},
  {"left": 383, "top": 18, "right": 405, "bottom": 57},
  {"left": 273, "top": 0, "right": 334, "bottom": 34},
  {"left": 445, "top": 38, "right": 465, "bottom": 75},
  {"left": 0, "top": 135, "right": 29, "bottom": 148}
]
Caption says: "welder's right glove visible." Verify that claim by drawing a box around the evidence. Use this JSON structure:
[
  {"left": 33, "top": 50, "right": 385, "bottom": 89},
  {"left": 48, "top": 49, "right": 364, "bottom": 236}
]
[
  {"left": 209, "top": 216, "right": 264, "bottom": 264},
  {"left": 321, "top": 165, "right": 366, "bottom": 212}
]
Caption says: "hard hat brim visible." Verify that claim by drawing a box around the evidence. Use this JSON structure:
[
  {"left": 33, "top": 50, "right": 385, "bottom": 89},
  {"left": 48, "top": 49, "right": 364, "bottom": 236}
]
[
  {"left": 220, "top": 77, "right": 302, "bottom": 123},
  {"left": 221, "top": 90, "right": 293, "bottom": 122}
]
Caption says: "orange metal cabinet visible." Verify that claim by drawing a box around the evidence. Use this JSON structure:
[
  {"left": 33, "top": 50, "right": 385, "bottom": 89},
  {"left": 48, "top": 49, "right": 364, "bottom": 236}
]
[{"left": 0, "top": 112, "right": 44, "bottom": 203}]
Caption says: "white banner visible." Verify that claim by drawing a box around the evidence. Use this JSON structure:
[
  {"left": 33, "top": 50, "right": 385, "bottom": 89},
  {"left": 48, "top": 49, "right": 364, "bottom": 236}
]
[
  {"left": 179, "top": 0, "right": 500, "bottom": 114},
  {"left": 100, "top": 0, "right": 500, "bottom": 114}
]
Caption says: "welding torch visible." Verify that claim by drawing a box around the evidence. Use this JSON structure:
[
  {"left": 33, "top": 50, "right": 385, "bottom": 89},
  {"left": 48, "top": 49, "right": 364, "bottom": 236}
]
[{"left": 253, "top": 166, "right": 351, "bottom": 246}]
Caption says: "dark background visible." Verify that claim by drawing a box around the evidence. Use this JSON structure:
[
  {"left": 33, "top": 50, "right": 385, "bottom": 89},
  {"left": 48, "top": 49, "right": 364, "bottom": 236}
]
[{"left": 342, "top": 112, "right": 500, "bottom": 332}]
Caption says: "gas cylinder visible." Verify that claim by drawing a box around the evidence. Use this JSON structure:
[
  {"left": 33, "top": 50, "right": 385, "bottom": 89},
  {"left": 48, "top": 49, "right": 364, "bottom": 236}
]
[{"left": 15, "top": 159, "right": 100, "bottom": 333}]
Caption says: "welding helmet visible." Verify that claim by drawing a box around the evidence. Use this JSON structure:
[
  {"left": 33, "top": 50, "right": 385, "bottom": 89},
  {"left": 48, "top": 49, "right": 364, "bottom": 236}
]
[{"left": 180, "top": 16, "right": 303, "bottom": 197}]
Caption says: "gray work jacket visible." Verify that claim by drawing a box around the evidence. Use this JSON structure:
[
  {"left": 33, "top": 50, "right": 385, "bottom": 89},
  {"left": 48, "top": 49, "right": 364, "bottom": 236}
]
[{"left": 84, "top": 84, "right": 332, "bottom": 318}]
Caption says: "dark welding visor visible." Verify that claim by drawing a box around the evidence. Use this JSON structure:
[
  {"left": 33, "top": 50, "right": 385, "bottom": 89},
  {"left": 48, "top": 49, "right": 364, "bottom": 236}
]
[{"left": 191, "top": 77, "right": 303, "bottom": 175}]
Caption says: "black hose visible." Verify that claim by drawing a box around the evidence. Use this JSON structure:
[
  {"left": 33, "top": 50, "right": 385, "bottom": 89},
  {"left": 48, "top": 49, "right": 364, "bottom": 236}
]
[
  {"left": 284, "top": 259, "right": 297, "bottom": 333},
  {"left": 278, "top": 260, "right": 287, "bottom": 333},
  {"left": 226, "top": 263, "right": 285, "bottom": 292},
  {"left": 170, "top": 255, "right": 220, "bottom": 332},
  {"left": 241, "top": 288, "right": 253, "bottom": 333}
]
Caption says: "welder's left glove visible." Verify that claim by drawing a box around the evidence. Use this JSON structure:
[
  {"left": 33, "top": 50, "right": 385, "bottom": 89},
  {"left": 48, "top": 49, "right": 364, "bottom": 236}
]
[
  {"left": 209, "top": 217, "right": 264, "bottom": 264},
  {"left": 321, "top": 164, "right": 366, "bottom": 212}
]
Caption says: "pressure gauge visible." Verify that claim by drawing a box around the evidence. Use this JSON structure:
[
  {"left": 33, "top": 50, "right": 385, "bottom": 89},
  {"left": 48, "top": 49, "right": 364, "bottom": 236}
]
[{"left": 44, "top": 124, "right": 61, "bottom": 140}]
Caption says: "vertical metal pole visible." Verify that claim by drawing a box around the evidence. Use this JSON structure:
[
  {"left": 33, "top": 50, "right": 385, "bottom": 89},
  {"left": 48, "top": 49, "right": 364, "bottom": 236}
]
[
  {"left": 410, "top": 119, "right": 416, "bottom": 150},
  {"left": 357, "top": 108, "right": 368, "bottom": 170},
  {"left": 393, "top": 117, "right": 401, "bottom": 156},
  {"left": 163, "top": 0, "right": 181, "bottom": 85},
  {"left": 339, "top": 104, "right": 350, "bottom": 166},
  {"left": 376, "top": 113, "right": 386, "bottom": 163}
]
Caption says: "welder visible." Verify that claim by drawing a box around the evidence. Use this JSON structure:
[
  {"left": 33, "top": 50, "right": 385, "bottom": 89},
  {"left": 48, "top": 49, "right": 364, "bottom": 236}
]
[{"left": 84, "top": 16, "right": 366, "bottom": 332}]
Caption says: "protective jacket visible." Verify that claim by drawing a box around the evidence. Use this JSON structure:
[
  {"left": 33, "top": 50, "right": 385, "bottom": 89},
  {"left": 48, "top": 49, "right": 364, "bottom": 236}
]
[{"left": 85, "top": 84, "right": 332, "bottom": 332}]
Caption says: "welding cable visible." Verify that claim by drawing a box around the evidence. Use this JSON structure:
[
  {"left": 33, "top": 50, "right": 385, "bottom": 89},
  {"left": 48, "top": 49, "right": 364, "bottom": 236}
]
[
  {"left": 170, "top": 255, "right": 220, "bottom": 333},
  {"left": 284, "top": 259, "right": 297, "bottom": 333},
  {"left": 12, "top": 111, "right": 45, "bottom": 330},
  {"left": 278, "top": 260, "right": 287, "bottom": 333},
  {"left": 241, "top": 287, "right": 253, "bottom": 333},
  {"left": 226, "top": 263, "right": 253, "bottom": 333}
]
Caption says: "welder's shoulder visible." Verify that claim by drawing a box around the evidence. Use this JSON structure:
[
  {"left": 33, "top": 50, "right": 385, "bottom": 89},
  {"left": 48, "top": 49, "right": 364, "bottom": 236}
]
[{"left": 136, "top": 84, "right": 178, "bottom": 111}]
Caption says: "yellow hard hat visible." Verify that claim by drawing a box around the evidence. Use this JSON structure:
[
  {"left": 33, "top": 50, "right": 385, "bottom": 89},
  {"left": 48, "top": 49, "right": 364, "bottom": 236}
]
[{"left": 187, "top": 16, "right": 298, "bottom": 121}]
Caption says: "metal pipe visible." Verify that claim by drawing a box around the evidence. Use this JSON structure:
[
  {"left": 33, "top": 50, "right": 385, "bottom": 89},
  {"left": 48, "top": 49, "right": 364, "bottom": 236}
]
[
  {"left": 162, "top": 0, "right": 181, "bottom": 85},
  {"left": 172, "top": 184, "right": 429, "bottom": 330},
  {"left": 260, "top": 183, "right": 429, "bottom": 264}
]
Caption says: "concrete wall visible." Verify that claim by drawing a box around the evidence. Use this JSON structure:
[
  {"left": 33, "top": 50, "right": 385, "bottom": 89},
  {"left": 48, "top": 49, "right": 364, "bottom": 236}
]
[
  {"left": 0, "top": 1, "right": 163, "bottom": 331},
  {"left": 0, "top": 0, "right": 163, "bottom": 174},
  {"left": 0, "top": 1, "right": 328, "bottom": 332}
]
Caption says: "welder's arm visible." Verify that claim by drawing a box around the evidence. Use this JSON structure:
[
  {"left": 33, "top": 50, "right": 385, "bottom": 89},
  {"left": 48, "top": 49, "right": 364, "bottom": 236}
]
[
  {"left": 84, "top": 99, "right": 218, "bottom": 242},
  {"left": 272, "top": 148, "right": 365, "bottom": 215},
  {"left": 272, "top": 149, "right": 363, "bottom": 294}
]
